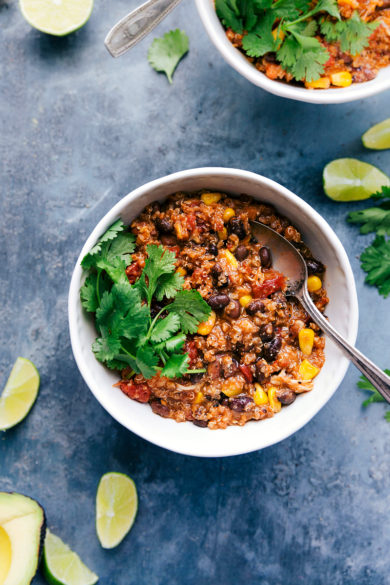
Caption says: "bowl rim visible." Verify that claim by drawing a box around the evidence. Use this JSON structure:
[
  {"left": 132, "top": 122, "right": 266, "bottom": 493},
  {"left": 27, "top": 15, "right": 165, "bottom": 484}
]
[
  {"left": 194, "top": 0, "right": 390, "bottom": 104},
  {"left": 68, "top": 167, "right": 359, "bottom": 457}
]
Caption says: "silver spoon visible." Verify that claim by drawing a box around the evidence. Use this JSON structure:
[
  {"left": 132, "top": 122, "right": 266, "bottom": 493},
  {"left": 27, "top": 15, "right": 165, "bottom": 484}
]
[
  {"left": 250, "top": 220, "right": 390, "bottom": 403},
  {"left": 105, "top": 0, "right": 182, "bottom": 57}
]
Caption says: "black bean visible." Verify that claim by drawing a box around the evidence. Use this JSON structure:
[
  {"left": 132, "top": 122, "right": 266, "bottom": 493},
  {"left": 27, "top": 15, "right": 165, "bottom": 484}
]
[
  {"left": 278, "top": 389, "right": 297, "bottom": 405},
  {"left": 263, "top": 336, "right": 282, "bottom": 363},
  {"left": 259, "top": 246, "right": 272, "bottom": 268},
  {"left": 207, "top": 361, "right": 222, "bottom": 379},
  {"left": 235, "top": 245, "right": 249, "bottom": 261},
  {"left": 230, "top": 394, "right": 253, "bottom": 412},
  {"left": 160, "top": 234, "right": 177, "bottom": 246},
  {"left": 230, "top": 217, "right": 246, "bottom": 239},
  {"left": 224, "top": 300, "right": 241, "bottom": 319},
  {"left": 306, "top": 258, "right": 325, "bottom": 275},
  {"left": 151, "top": 401, "right": 170, "bottom": 417},
  {"left": 193, "top": 420, "right": 208, "bottom": 428},
  {"left": 246, "top": 300, "right": 265, "bottom": 316},
  {"left": 254, "top": 358, "right": 269, "bottom": 383},
  {"left": 156, "top": 217, "right": 173, "bottom": 233},
  {"left": 208, "top": 294, "right": 230, "bottom": 310},
  {"left": 221, "top": 356, "right": 239, "bottom": 378},
  {"left": 221, "top": 397, "right": 230, "bottom": 407},
  {"left": 208, "top": 243, "right": 218, "bottom": 256},
  {"left": 259, "top": 323, "right": 274, "bottom": 342},
  {"left": 190, "top": 373, "right": 204, "bottom": 383}
]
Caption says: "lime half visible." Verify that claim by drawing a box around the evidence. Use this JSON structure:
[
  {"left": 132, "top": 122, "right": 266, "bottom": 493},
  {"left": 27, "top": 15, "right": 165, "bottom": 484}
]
[
  {"left": 362, "top": 118, "right": 390, "bottom": 150},
  {"left": 19, "top": 0, "right": 93, "bottom": 36},
  {"left": 323, "top": 158, "right": 390, "bottom": 202},
  {"left": 43, "top": 530, "right": 98, "bottom": 585},
  {"left": 96, "top": 472, "right": 138, "bottom": 549},
  {"left": 0, "top": 357, "right": 40, "bottom": 431}
]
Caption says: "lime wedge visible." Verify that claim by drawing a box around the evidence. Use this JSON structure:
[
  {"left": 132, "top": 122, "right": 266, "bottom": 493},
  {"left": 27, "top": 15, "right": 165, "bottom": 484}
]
[
  {"left": 0, "top": 357, "right": 40, "bottom": 431},
  {"left": 362, "top": 118, "right": 390, "bottom": 150},
  {"left": 19, "top": 0, "right": 93, "bottom": 36},
  {"left": 96, "top": 472, "right": 138, "bottom": 549},
  {"left": 323, "top": 158, "right": 390, "bottom": 201},
  {"left": 43, "top": 530, "right": 98, "bottom": 585}
]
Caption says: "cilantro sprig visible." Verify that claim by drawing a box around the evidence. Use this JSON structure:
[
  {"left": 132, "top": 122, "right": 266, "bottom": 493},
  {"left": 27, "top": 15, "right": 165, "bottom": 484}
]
[
  {"left": 80, "top": 222, "right": 211, "bottom": 379},
  {"left": 216, "top": 0, "right": 378, "bottom": 82},
  {"left": 148, "top": 29, "right": 189, "bottom": 84},
  {"left": 358, "top": 370, "right": 390, "bottom": 421}
]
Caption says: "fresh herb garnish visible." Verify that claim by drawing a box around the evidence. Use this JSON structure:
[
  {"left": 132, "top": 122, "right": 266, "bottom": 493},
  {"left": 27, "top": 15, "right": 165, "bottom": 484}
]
[
  {"left": 80, "top": 222, "right": 211, "bottom": 379},
  {"left": 360, "top": 236, "right": 390, "bottom": 298},
  {"left": 148, "top": 29, "right": 189, "bottom": 84},
  {"left": 358, "top": 370, "right": 390, "bottom": 420},
  {"left": 216, "top": 0, "right": 377, "bottom": 81}
]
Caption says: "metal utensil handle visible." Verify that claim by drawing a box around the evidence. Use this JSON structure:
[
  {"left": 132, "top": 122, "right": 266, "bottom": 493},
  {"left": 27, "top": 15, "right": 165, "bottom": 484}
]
[
  {"left": 105, "top": 0, "right": 183, "bottom": 57},
  {"left": 299, "top": 287, "right": 390, "bottom": 403}
]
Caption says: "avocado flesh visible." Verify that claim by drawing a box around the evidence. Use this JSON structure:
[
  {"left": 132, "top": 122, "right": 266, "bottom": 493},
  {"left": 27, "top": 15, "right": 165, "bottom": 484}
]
[{"left": 0, "top": 493, "right": 46, "bottom": 585}]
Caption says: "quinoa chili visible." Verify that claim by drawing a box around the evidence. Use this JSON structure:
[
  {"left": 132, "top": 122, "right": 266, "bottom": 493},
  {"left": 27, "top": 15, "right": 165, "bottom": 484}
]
[
  {"left": 116, "top": 192, "right": 329, "bottom": 429},
  {"left": 220, "top": 0, "right": 390, "bottom": 89}
]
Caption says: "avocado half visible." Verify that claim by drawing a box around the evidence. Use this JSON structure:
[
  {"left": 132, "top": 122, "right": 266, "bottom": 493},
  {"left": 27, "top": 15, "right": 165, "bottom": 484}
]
[{"left": 0, "top": 492, "right": 46, "bottom": 585}]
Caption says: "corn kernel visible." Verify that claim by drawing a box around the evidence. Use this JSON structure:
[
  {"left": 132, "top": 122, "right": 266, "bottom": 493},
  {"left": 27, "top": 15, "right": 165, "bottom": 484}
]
[
  {"left": 218, "top": 227, "right": 228, "bottom": 240},
  {"left": 305, "top": 77, "right": 331, "bottom": 90},
  {"left": 193, "top": 391, "right": 204, "bottom": 404},
  {"left": 307, "top": 275, "right": 322, "bottom": 293},
  {"left": 201, "top": 192, "right": 222, "bottom": 205},
  {"left": 268, "top": 387, "right": 281, "bottom": 412},
  {"left": 239, "top": 294, "right": 253, "bottom": 308},
  {"left": 197, "top": 311, "right": 216, "bottom": 335},
  {"left": 176, "top": 266, "right": 187, "bottom": 277},
  {"left": 222, "top": 378, "right": 244, "bottom": 397},
  {"left": 223, "top": 207, "right": 236, "bottom": 222},
  {"left": 271, "top": 27, "right": 285, "bottom": 47},
  {"left": 253, "top": 383, "right": 269, "bottom": 406},
  {"left": 220, "top": 249, "right": 238, "bottom": 269},
  {"left": 299, "top": 359, "right": 320, "bottom": 380},
  {"left": 330, "top": 71, "right": 353, "bottom": 87},
  {"left": 298, "top": 328, "right": 315, "bottom": 356}
]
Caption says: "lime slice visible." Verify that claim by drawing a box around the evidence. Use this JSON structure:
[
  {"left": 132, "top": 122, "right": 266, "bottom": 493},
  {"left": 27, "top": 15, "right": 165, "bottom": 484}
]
[
  {"left": 323, "top": 158, "right": 390, "bottom": 201},
  {"left": 362, "top": 118, "right": 390, "bottom": 150},
  {"left": 96, "top": 472, "right": 138, "bottom": 549},
  {"left": 19, "top": 0, "right": 93, "bottom": 36},
  {"left": 43, "top": 530, "right": 99, "bottom": 585},
  {"left": 0, "top": 357, "right": 40, "bottom": 431}
]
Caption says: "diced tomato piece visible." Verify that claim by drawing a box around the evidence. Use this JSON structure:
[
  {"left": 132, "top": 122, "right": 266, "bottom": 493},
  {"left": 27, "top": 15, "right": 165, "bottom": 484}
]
[
  {"left": 187, "top": 214, "right": 196, "bottom": 232},
  {"left": 239, "top": 364, "right": 253, "bottom": 383},
  {"left": 168, "top": 245, "right": 181, "bottom": 257},
  {"left": 184, "top": 339, "right": 198, "bottom": 366},
  {"left": 252, "top": 272, "right": 286, "bottom": 298},
  {"left": 126, "top": 261, "right": 142, "bottom": 284},
  {"left": 119, "top": 382, "right": 151, "bottom": 403}
]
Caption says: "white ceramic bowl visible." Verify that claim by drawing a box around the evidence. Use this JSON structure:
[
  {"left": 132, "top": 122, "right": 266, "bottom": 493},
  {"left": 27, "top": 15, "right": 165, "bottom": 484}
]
[
  {"left": 195, "top": 0, "right": 390, "bottom": 104},
  {"left": 68, "top": 168, "right": 359, "bottom": 457}
]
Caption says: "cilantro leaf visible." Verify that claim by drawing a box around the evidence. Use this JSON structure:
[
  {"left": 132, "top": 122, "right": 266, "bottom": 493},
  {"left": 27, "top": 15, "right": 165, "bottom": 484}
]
[
  {"left": 161, "top": 353, "right": 190, "bottom": 378},
  {"left": 148, "top": 29, "right": 189, "bottom": 84},
  {"left": 242, "top": 12, "right": 277, "bottom": 57},
  {"left": 136, "top": 345, "right": 159, "bottom": 378},
  {"left": 154, "top": 333, "right": 186, "bottom": 354},
  {"left": 80, "top": 273, "right": 99, "bottom": 313},
  {"left": 348, "top": 202, "right": 390, "bottom": 236},
  {"left": 155, "top": 272, "right": 184, "bottom": 301},
  {"left": 166, "top": 290, "right": 211, "bottom": 334},
  {"left": 371, "top": 186, "right": 390, "bottom": 201},
  {"left": 150, "top": 313, "right": 181, "bottom": 343},
  {"left": 96, "top": 285, "right": 149, "bottom": 341},
  {"left": 321, "top": 11, "right": 378, "bottom": 54},
  {"left": 216, "top": 0, "right": 244, "bottom": 32},
  {"left": 310, "top": 0, "right": 340, "bottom": 19},
  {"left": 273, "top": 0, "right": 310, "bottom": 19},
  {"left": 92, "top": 336, "right": 122, "bottom": 363},
  {"left": 360, "top": 236, "right": 390, "bottom": 298},
  {"left": 358, "top": 371, "right": 390, "bottom": 422},
  {"left": 278, "top": 33, "right": 329, "bottom": 81},
  {"left": 81, "top": 220, "right": 126, "bottom": 268},
  {"left": 385, "top": 412, "right": 390, "bottom": 422},
  {"left": 137, "top": 244, "right": 177, "bottom": 304}
]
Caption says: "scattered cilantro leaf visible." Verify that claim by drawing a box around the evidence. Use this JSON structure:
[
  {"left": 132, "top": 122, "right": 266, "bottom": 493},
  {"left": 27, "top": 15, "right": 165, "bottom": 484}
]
[
  {"left": 161, "top": 353, "right": 190, "bottom": 379},
  {"left": 321, "top": 11, "right": 378, "bottom": 54},
  {"left": 360, "top": 236, "right": 390, "bottom": 298},
  {"left": 371, "top": 186, "right": 390, "bottom": 201},
  {"left": 348, "top": 202, "right": 390, "bottom": 236},
  {"left": 148, "top": 29, "right": 189, "bottom": 84},
  {"left": 358, "top": 370, "right": 390, "bottom": 420},
  {"left": 166, "top": 290, "right": 211, "bottom": 334}
]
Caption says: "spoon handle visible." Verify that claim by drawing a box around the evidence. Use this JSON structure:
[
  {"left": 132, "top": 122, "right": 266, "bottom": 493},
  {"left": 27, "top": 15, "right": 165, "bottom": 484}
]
[
  {"left": 299, "top": 288, "right": 390, "bottom": 403},
  {"left": 105, "top": 0, "right": 183, "bottom": 57}
]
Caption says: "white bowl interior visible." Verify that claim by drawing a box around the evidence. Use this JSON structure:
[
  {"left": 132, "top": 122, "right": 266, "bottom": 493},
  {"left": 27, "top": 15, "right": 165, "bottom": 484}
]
[
  {"left": 194, "top": 0, "right": 390, "bottom": 104},
  {"left": 69, "top": 168, "right": 358, "bottom": 457}
]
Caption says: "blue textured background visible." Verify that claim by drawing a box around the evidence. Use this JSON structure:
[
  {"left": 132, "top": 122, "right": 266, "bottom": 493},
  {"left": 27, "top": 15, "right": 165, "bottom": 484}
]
[{"left": 1, "top": 0, "right": 390, "bottom": 583}]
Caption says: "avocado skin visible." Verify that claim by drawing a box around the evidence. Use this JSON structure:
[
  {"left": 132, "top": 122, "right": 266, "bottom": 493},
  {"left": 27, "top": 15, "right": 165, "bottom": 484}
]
[{"left": 2, "top": 491, "right": 47, "bottom": 584}]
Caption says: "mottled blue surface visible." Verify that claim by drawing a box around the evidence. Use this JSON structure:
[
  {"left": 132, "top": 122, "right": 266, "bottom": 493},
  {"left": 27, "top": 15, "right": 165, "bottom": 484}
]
[{"left": 1, "top": 0, "right": 390, "bottom": 583}]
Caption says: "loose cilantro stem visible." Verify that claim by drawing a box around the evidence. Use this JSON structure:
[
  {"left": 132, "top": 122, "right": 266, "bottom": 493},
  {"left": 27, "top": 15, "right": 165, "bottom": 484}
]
[{"left": 187, "top": 368, "right": 206, "bottom": 374}]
